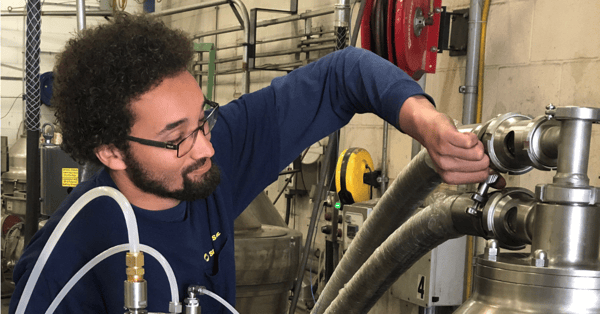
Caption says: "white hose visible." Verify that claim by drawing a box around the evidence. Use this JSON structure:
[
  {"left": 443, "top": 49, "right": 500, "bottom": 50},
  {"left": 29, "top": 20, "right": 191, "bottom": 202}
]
[
  {"left": 45, "top": 244, "right": 179, "bottom": 314},
  {"left": 198, "top": 287, "right": 240, "bottom": 314},
  {"left": 16, "top": 186, "right": 140, "bottom": 314}
]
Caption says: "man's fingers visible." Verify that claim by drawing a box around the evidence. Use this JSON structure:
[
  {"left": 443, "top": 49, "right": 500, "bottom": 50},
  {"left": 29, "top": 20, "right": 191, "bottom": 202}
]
[
  {"left": 445, "top": 130, "right": 480, "bottom": 149},
  {"left": 433, "top": 153, "right": 490, "bottom": 172},
  {"left": 438, "top": 169, "right": 490, "bottom": 185}
]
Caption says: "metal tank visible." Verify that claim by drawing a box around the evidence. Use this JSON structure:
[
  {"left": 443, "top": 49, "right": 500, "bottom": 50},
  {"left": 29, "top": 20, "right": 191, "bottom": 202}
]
[
  {"left": 234, "top": 191, "right": 302, "bottom": 314},
  {"left": 454, "top": 105, "right": 600, "bottom": 314},
  {"left": 2, "top": 131, "right": 27, "bottom": 198}
]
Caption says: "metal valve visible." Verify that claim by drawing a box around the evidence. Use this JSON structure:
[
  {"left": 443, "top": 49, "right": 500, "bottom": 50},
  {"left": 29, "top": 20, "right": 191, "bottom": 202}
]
[{"left": 466, "top": 174, "right": 499, "bottom": 216}]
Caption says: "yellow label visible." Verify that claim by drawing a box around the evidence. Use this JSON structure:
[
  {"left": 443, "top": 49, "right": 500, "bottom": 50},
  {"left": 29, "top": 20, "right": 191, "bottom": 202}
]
[{"left": 62, "top": 168, "right": 79, "bottom": 187}]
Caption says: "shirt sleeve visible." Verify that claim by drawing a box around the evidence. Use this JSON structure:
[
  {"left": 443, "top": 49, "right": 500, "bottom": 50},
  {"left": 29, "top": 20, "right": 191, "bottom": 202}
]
[{"left": 212, "top": 46, "right": 433, "bottom": 215}]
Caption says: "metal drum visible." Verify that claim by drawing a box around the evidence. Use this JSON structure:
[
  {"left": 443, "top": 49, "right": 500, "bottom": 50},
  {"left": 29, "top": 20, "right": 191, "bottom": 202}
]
[
  {"left": 234, "top": 192, "right": 302, "bottom": 314},
  {"left": 455, "top": 253, "right": 600, "bottom": 314}
]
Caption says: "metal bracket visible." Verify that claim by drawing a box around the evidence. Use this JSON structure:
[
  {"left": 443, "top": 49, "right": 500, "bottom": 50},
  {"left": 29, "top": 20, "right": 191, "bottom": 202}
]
[
  {"left": 193, "top": 43, "right": 216, "bottom": 101},
  {"left": 437, "top": 7, "right": 468, "bottom": 56}
]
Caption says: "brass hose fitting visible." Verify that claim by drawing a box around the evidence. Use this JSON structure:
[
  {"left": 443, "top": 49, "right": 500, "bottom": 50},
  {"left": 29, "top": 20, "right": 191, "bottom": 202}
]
[{"left": 126, "top": 252, "right": 145, "bottom": 282}]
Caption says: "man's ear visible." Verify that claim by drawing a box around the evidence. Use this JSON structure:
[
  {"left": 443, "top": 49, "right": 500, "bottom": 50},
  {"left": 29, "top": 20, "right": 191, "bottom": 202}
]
[{"left": 95, "top": 144, "right": 127, "bottom": 171}]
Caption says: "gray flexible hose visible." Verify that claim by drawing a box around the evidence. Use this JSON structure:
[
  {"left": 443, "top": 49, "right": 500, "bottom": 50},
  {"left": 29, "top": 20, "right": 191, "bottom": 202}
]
[
  {"left": 312, "top": 149, "right": 441, "bottom": 314},
  {"left": 325, "top": 191, "right": 461, "bottom": 313}
]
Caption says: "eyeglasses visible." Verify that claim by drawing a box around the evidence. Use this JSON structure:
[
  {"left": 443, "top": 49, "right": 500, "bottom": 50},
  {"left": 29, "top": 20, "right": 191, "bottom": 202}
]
[{"left": 126, "top": 98, "right": 219, "bottom": 158}]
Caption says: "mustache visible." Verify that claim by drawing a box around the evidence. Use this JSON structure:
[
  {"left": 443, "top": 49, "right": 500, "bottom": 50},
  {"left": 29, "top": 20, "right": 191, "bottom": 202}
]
[{"left": 183, "top": 157, "right": 210, "bottom": 175}]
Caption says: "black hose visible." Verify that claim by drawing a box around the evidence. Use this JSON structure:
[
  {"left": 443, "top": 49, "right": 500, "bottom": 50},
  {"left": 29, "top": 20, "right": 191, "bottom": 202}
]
[{"left": 24, "top": 0, "right": 42, "bottom": 245}]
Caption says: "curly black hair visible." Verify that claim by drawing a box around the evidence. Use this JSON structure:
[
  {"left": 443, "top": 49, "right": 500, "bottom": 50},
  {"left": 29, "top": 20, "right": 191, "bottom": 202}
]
[{"left": 53, "top": 13, "right": 193, "bottom": 165}]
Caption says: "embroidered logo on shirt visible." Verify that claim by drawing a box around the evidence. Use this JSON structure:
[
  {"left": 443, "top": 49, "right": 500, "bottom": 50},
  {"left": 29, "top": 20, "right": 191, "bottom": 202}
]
[
  {"left": 204, "top": 249, "right": 215, "bottom": 262},
  {"left": 204, "top": 232, "right": 221, "bottom": 262}
]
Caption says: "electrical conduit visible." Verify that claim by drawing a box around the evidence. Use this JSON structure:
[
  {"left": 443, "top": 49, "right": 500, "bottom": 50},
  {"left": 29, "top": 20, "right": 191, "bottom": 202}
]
[{"left": 312, "top": 149, "right": 442, "bottom": 314}]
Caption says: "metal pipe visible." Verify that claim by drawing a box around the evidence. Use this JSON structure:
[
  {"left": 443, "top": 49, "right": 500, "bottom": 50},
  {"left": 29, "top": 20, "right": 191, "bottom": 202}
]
[
  {"left": 150, "top": 0, "right": 228, "bottom": 17},
  {"left": 229, "top": 0, "right": 250, "bottom": 94},
  {"left": 554, "top": 119, "right": 592, "bottom": 187},
  {"left": 301, "top": 36, "right": 336, "bottom": 45},
  {"left": 1, "top": 10, "right": 112, "bottom": 16},
  {"left": 258, "top": 8, "right": 334, "bottom": 27},
  {"left": 193, "top": 8, "right": 334, "bottom": 40},
  {"left": 193, "top": 25, "right": 243, "bottom": 40},
  {"left": 381, "top": 122, "right": 389, "bottom": 193},
  {"left": 463, "top": 1, "right": 485, "bottom": 294},
  {"left": 539, "top": 125, "right": 560, "bottom": 159},
  {"left": 323, "top": 191, "right": 461, "bottom": 314},
  {"left": 289, "top": 134, "right": 338, "bottom": 314},
  {"left": 158, "top": 0, "right": 250, "bottom": 93},
  {"left": 312, "top": 150, "right": 442, "bottom": 314},
  {"left": 194, "top": 44, "right": 336, "bottom": 65},
  {"left": 531, "top": 203, "right": 600, "bottom": 268},
  {"left": 461, "top": 0, "right": 483, "bottom": 125},
  {"left": 76, "top": 0, "right": 86, "bottom": 30},
  {"left": 196, "top": 28, "right": 334, "bottom": 46}
]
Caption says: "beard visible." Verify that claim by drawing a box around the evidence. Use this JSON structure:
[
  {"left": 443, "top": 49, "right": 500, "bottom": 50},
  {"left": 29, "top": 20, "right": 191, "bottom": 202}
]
[{"left": 123, "top": 149, "right": 221, "bottom": 202}]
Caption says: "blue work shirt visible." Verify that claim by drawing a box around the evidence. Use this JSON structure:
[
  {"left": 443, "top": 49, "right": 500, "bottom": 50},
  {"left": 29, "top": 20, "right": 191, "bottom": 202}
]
[{"left": 10, "top": 46, "right": 432, "bottom": 313}]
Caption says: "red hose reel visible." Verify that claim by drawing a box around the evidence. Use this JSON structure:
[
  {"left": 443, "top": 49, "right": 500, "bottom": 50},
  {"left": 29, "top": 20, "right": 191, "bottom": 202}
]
[{"left": 361, "top": 0, "right": 443, "bottom": 80}]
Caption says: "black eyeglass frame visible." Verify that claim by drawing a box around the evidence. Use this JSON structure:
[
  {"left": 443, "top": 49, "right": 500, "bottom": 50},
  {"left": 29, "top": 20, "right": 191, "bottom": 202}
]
[{"left": 126, "top": 98, "right": 219, "bottom": 158}]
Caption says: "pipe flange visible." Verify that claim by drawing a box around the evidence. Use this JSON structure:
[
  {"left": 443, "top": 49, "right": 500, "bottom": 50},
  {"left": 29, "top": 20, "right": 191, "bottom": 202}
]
[
  {"left": 553, "top": 106, "right": 600, "bottom": 123},
  {"left": 536, "top": 184, "right": 600, "bottom": 205},
  {"left": 514, "top": 116, "right": 560, "bottom": 170},
  {"left": 482, "top": 188, "right": 534, "bottom": 250},
  {"left": 482, "top": 113, "right": 533, "bottom": 174}
]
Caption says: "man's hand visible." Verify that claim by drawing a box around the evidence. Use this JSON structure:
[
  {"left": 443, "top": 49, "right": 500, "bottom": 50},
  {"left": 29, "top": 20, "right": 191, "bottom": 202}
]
[{"left": 399, "top": 96, "right": 490, "bottom": 185}]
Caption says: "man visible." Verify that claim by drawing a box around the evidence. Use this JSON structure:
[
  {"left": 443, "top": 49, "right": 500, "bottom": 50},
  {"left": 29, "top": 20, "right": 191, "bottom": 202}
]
[{"left": 10, "top": 13, "right": 489, "bottom": 313}]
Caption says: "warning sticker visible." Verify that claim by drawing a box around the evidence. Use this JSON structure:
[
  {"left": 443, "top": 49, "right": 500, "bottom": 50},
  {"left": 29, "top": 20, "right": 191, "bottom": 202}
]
[{"left": 62, "top": 168, "right": 79, "bottom": 187}]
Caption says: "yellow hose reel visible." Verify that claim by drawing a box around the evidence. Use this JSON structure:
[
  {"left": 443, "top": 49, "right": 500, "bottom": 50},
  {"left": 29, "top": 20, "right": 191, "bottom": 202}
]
[{"left": 335, "top": 148, "right": 376, "bottom": 205}]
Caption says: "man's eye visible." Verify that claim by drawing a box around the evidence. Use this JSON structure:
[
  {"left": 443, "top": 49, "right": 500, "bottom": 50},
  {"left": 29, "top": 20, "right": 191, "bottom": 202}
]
[{"left": 168, "top": 135, "right": 184, "bottom": 144}]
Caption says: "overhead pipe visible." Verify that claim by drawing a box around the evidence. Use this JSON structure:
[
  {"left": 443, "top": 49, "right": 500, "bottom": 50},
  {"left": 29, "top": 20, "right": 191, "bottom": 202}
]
[
  {"left": 150, "top": 0, "right": 229, "bottom": 17},
  {"left": 323, "top": 191, "right": 461, "bottom": 314},
  {"left": 76, "top": 0, "right": 86, "bottom": 30},
  {"left": 194, "top": 44, "right": 336, "bottom": 66},
  {"left": 151, "top": 0, "right": 250, "bottom": 94},
  {"left": 0, "top": 10, "right": 112, "bottom": 16},
  {"left": 191, "top": 6, "right": 335, "bottom": 93},
  {"left": 312, "top": 150, "right": 442, "bottom": 314},
  {"left": 192, "top": 8, "right": 334, "bottom": 40}
]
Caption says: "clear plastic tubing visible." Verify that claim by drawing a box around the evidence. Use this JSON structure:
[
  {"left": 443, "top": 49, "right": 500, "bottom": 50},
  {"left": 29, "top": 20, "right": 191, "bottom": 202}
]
[
  {"left": 199, "top": 287, "right": 240, "bottom": 314},
  {"left": 45, "top": 244, "right": 179, "bottom": 314},
  {"left": 16, "top": 186, "right": 140, "bottom": 314}
]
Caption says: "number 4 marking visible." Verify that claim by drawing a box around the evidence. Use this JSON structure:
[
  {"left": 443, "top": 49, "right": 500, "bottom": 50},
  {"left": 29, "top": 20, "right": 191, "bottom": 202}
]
[{"left": 417, "top": 275, "right": 426, "bottom": 301}]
